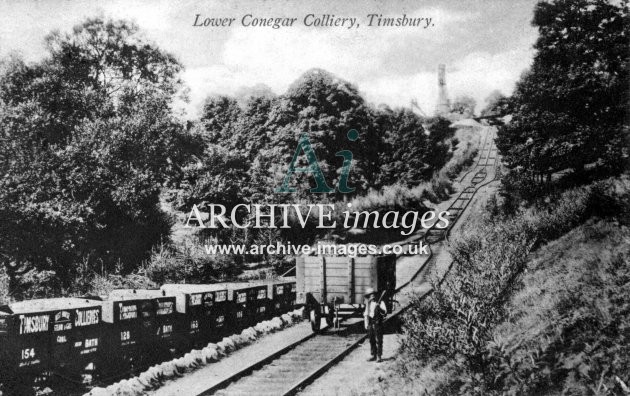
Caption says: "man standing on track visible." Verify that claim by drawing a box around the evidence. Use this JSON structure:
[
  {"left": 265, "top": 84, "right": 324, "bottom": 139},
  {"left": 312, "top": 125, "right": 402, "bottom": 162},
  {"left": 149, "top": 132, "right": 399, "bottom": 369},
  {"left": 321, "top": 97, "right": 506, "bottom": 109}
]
[{"left": 364, "top": 287, "right": 387, "bottom": 362}]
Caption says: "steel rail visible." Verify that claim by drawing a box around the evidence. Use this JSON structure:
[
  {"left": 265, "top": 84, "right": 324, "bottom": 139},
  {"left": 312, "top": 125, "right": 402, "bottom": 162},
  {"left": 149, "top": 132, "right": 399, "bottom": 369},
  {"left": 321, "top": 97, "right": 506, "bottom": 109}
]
[
  {"left": 459, "top": 125, "right": 491, "bottom": 183},
  {"left": 424, "top": 128, "right": 495, "bottom": 245}
]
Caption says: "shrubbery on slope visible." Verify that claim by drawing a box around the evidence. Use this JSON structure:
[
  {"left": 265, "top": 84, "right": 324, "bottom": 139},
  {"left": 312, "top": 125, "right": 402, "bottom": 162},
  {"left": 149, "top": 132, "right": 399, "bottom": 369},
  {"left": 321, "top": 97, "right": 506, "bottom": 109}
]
[
  {"left": 396, "top": 176, "right": 630, "bottom": 395},
  {"left": 490, "top": 218, "right": 629, "bottom": 394}
]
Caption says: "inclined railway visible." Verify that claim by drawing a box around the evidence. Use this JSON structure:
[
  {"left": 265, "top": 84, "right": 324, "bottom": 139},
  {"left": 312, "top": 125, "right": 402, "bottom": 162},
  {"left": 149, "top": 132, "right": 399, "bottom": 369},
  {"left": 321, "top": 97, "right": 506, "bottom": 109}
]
[{"left": 194, "top": 127, "right": 499, "bottom": 396}]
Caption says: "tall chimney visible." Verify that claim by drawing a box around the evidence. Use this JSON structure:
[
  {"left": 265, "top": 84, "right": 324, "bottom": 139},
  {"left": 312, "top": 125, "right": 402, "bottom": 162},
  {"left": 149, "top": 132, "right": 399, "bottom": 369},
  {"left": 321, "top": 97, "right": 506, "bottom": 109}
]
[{"left": 435, "top": 64, "right": 450, "bottom": 115}]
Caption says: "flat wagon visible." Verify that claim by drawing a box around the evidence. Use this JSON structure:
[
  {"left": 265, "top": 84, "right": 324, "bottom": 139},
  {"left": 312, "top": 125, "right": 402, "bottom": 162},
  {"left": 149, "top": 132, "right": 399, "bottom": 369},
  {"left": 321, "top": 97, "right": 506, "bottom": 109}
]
[{"left": 296, "top": 254, "right": 396, "bottom": 332}]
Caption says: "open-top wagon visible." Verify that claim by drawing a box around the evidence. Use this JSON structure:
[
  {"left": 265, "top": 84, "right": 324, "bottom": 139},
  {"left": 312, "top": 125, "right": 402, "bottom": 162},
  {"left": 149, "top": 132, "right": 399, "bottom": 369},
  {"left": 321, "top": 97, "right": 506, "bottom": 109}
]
[{"left": 296, "top": 254, "right": 396, "bottom": 332}]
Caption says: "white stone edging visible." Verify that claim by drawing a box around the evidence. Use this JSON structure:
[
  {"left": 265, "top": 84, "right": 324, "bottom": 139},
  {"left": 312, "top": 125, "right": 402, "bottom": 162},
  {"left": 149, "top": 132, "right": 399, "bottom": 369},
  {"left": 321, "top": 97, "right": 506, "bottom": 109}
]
[{"left": 84, "top": 308, "right": 304, "bottom": 396}]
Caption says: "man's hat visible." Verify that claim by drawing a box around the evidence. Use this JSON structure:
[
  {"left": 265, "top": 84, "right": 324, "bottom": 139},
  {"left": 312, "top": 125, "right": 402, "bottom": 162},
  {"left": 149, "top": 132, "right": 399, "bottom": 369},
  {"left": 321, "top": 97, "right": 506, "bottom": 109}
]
[{"left": 365, "top": 287, "right": 376, "bottom": 296}]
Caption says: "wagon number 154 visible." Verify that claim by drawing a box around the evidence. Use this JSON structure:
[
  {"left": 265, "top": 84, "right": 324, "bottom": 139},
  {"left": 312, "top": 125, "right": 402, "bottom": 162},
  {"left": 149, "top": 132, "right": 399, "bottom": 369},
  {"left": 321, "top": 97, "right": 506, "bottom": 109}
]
[{"left": 21, "top": 348, "right": 36, "bottom": 360}]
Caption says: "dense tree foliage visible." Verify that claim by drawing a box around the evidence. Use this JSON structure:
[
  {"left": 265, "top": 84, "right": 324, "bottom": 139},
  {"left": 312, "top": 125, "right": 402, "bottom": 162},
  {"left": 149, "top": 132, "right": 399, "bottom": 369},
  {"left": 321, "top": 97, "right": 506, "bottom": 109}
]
[
  {"left": 0, "top": 18, "right": 188, "bottom": 297},
  {"left": 375, "top": 106, "right": 430, "bottom": 186},
  {"left": 424, "top": 117, "right": 457, "bottom": 172},
  {"left": 199, "top": 96, "right": 243, "bottom": 150},
  {"left": 263, "top": 69, "right": 380, "bottom": 199},
  {"left": 183, "top": 69, "right": 457, "bottom": 210},
  {"left": 175, "top": 68, "right": 459, "bottom": 249},
  {"left": 496, "top": 0, "right": 629, "bottom": 196}
]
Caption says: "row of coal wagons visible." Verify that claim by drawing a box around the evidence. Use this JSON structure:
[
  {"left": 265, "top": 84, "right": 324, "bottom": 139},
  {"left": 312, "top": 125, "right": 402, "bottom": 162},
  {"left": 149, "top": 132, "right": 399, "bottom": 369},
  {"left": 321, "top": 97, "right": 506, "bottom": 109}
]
[
  {"left": 161, "top": 278, "right": 296, "bottom": 345},
  {"left": 0, "top": 279, "right": 296, "bottom": 392},
  {"left": 98, "top": 279, "right": 295, "bottom": 376}
]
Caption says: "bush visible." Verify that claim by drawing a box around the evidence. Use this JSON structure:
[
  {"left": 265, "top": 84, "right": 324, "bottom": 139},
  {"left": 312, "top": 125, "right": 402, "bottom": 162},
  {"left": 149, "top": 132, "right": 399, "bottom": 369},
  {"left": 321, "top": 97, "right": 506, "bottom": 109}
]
[
  {"left": 348, "top": 176, "right": 454, "bottom": 215},
  {"left": 487, "top": 219, "right": 630, "bottom": 395},
  {"left": 12, "top": 269, "right": 63, "bottom": 299},
  {"left": 348, "top": 184, "right": 429, "bottom": 213},
  {"left": 431, "top": 171, "right": 455, "bottom": 201},
  {"left": 88, "top": 273, "right": 157, "bottom": 296},
  {"left": 443, "top": 140, "right": 479, "bottom": 180},
  {"left": 251, "top": 228, "right": 294, "bottom": 275},
  {"left": 143, "top": 243, "right": 243, "bottom": 284}
]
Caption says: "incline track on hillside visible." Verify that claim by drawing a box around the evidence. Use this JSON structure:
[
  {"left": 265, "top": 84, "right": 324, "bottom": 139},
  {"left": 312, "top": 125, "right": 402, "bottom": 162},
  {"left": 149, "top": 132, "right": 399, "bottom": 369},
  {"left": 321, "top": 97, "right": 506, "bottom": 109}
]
[
  {"left": 189, "top": 127, "right": 499, "bottom": 396},
  {"left": 425, "top": 128, "right": 496, "bottom": 244},
  {"left": 458, "top": 125, "right": 491, "bottom": 183}
]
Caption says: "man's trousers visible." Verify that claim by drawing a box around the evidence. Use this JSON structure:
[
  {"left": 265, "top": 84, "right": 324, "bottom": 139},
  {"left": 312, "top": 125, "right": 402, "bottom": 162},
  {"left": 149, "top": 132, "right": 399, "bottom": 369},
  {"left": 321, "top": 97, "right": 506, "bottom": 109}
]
[{"left": 368, "top": 320, "right": 383, "bottom": 358}]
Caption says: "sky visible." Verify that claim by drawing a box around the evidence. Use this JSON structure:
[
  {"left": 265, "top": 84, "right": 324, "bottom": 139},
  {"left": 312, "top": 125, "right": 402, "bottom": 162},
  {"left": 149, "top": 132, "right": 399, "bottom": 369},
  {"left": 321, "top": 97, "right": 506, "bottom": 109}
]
[{"left": 0, "top": 0, "right": 540, "bottom": 117}]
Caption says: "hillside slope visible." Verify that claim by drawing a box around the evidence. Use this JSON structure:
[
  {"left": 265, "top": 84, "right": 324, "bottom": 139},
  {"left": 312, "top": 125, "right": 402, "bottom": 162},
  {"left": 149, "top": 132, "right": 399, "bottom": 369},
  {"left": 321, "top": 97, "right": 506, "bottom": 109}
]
[
  {"left": 371, "top": 176, "right": 630, "bottom": 395},
  {"left": 493, "top": 218, "right": 630, "bottom": 394}
]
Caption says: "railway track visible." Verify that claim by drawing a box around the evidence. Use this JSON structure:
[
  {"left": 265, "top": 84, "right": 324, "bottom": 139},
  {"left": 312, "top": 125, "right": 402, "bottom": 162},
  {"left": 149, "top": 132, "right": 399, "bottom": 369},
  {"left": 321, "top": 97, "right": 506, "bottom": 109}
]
[
  {"left": 193, "top": 127, "right": 500, "bottom": 396},
  {"left": 425, "top": 127, "right": 496, "bottom": 244},
  {"left": 209, "top": 327, "right": 365, "bottom": 396},
  {"left": 458, "top": 124, "right": 492, "bottom": 183}
]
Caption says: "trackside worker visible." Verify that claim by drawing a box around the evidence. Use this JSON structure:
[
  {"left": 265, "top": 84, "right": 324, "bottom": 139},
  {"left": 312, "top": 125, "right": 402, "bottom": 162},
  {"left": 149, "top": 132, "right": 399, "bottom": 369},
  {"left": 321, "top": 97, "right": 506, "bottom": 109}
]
[{"left": 364, "top": 287, "right": 387, "bottom": 362}]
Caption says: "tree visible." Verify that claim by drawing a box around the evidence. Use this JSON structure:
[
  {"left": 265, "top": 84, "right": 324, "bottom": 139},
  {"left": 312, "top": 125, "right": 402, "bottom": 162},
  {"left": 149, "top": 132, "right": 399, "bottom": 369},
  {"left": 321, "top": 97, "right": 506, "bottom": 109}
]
[
  {"left": 451, "top": 95, "right": 477, "bottom": 116},
  {"left": 175, "top": 144, "right": 250, "bottom": 210},
  {"left": 496, "top": 0, "right": 629, "bottom": 192},
  {"left": 376, "top": 106, "right": 429, "bottom": 187},
  {"left": 234, "top": 94, "right": 276, "bottom": 162},
  {"left": 199, "top": 95, "right": 242, "bottom": 148},
  {"left": 264, "top": 69, "right": 380, "bottom": 200},
  {"left": 186, "top": 91, "right": 277, "bottom": 211},
  {"left": 0, "top": 18, "right": 186, "bottom": 297},
  {"left": 423, "top": 117, "right": 456, "bottom": 173}
]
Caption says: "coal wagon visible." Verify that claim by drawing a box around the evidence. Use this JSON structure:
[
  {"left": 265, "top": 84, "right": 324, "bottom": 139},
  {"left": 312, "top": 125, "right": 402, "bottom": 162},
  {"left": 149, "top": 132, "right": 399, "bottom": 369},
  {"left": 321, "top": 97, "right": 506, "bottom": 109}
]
[
  {"left": 0, "top": 298, "right": 102, "bottom": 392},
  {"left": 86, "top": 290, "right": 175, "bottom": 379},
  {"left": 160, "top": 283, "right": 232, "bottom": 342},
  {"left": 296, "top": 254, "right": 396, "bottom": 332},
  {"left": 107, "top": 289, "right": 178, "bottom": 359}
]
